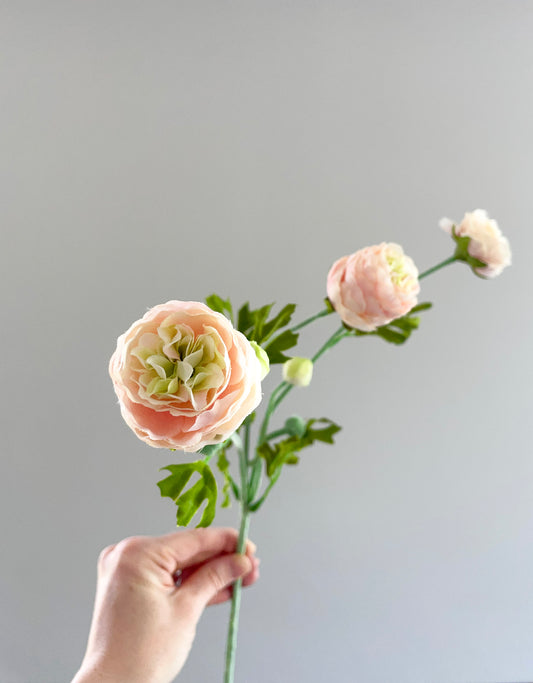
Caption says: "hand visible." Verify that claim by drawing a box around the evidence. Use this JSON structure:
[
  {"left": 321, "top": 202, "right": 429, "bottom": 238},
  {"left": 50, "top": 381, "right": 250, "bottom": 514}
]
[{"left": 72, "top": 527, "right": 259, "bottom": 683}]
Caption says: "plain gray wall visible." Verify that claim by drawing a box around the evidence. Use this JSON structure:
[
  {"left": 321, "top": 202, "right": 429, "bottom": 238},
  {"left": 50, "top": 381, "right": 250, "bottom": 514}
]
[{"left": 1, "top": 1, "right": 532, "bottom": 682}]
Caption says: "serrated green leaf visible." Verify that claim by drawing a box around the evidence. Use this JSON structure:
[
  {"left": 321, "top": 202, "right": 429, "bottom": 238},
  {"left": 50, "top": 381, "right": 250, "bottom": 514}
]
[
  {"left": 157, "top": 461, "right": 218, "bottom": 528},
  {"left": 205, "top": 294, "right": 234, "bottom": 323},
  {"left": 303, "top": 418, "right": 342, "bottom": 445},
  {"left": 264, "top": 329, "right": 299, "bottom": 364},
  {"left": 237, "top": 301, "right": 298, "bottom": 348},
  {"left": 257, "top": 417, "right": 341, "bottom": 479},
  {"left": 257, "top": 440, "right": 300, "bottom": 478},
  {"left": 260, "top": 303, "right": 296, "bottom": 343}
]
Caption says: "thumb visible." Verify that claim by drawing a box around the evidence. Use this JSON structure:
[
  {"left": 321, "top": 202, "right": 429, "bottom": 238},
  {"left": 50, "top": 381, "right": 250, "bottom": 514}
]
[{"left": 181, "top": 553, "right": 252, "bottom": 612}]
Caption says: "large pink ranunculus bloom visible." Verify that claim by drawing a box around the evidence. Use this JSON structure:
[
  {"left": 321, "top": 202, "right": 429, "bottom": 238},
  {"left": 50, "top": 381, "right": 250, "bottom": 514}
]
[
  {"left": 327, "top": 243, "right": 420, "bottom": 331},
  {"left": 439, "top": 209, "right": 512, "bottom": 278},
  {"left": 109, "top": 301, "right": 263, "bottom": 452}
]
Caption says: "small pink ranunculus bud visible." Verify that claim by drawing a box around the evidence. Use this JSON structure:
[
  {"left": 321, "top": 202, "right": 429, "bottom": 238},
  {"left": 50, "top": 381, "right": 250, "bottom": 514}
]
[
  {"left": 282, "top": 357, "right": 313, "bottom": 387},
  {"left": 439, "top": 209, "right": 512, "bottom": 278},
  {"left": 109, "top": 301, "right": 263, "bottom": 452},
  {"left": 326, "top": 243, "right": 420, "bottom": 332}
]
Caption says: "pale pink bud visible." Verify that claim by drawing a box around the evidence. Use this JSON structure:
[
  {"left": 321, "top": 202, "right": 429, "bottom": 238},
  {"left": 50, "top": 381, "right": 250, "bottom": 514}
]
[{"left": 439, "top": 209, "right": 511, "bottom": 278}]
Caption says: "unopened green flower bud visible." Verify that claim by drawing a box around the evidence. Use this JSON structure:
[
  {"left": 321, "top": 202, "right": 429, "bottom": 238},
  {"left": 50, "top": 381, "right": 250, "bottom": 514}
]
[
  {"left": 282, "top": 357, "right": 313, "bottom": 387},
  {"left": 250, "top": 341, "right": 270, "bottom": 380},
  {"left": 284, "top": 415, "right": 307, "bottom": 437}
]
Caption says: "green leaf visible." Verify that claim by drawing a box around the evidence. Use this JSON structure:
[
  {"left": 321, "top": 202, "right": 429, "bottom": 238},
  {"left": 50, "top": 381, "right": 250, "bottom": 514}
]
[
  {"left": 376, "top": 326, "right": 406, "bottom": 344},
  {"left": 303, "top": 418, "right": 342, "bottom": 445},
  {"left": 157, "top": 461, "right": 218, "bottom": 528},
  {"left": 257, "top": 417, "right": 341, "bottom": 479},
  {"left": 410, "top": 302, "right": 433, "bottom": 313},
  {"left": 260, "top": 304, "right": 297, "bottom": 343},
  {"left": 257, "top": 440, "right": 301, "bottom": 478},
  {"left": 237, "top": 302, "right": 253, "bottom": 335},
  {"left": 264, "top": 329, "right": 299, "bottom": 364},
  {"left": 216, "top": 450, "right": 233, "bottom": 508},
  {"left": 249, "top": 304, "right": 274, "bottom": 341},
  {"left": 389, "top": 316, "right": 420, "bottom": 332},
  {"left": 236, "top": 301, "right": 298, "bottom": 349},
  {"left": 353, "top": 301, "right": 433, "bottom": 346},
  {"left": 205, "top": 294, "right": 234, "bottom": 323}
]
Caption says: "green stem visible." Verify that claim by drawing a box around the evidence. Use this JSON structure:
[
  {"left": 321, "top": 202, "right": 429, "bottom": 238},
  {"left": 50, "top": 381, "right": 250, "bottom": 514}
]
[
  {"left": 258, "top": 325, "right": 350, "bottom": 445},
  {"left": 257, "top": 382, "right": 289, "bottom": 445},
  {"left": 264, "top": 427, "right": 290, "bottom": 441},
  {"left": 224, "top": 425, "right": 251, "bottom": 683},
  {"left": 290, "top": 307, "right": 332, "bottom": 332},
  {"left": 418, "top": 256, "right": 457, "bottom": 280}
]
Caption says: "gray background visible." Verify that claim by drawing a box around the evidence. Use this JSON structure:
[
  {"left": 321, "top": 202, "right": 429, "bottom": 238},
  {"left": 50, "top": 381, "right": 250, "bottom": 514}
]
[{"left": 1, "top": 1, "right": 532, "bottom": 682}]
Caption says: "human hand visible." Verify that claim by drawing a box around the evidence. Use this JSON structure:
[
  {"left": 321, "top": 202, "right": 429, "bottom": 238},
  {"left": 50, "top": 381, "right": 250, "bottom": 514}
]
[{"left": 72, "top": 527, "right": 259, "bottom": 683}]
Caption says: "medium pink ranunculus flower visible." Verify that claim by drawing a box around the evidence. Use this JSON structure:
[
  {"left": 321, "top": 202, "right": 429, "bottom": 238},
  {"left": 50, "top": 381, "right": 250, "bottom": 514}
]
[
  {"left": 439, "top": 209, "right": 512, "bottom": 278},
  {"left": 326, "top": 243, "right": 420, "bottom": 331},
  {"left": 109, "top": 301, "right": 263, "bottom": 452}
]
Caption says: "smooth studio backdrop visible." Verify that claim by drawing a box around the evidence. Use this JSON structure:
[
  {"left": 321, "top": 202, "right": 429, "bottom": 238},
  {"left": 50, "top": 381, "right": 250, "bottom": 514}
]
[{"left": 1, "top": 2, "right": 532, "bottom": 682}]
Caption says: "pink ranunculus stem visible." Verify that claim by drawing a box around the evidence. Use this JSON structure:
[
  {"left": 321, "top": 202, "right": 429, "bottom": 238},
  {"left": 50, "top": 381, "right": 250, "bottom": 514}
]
[
  {"left": 418, "top": 255, "right": 458, "bottom": 280},
  {"left": 289, "top": 306, "right": 334, "bottom": 333},
  {"left": 224, "top": 421, "right": 252, "bottom": 683}
]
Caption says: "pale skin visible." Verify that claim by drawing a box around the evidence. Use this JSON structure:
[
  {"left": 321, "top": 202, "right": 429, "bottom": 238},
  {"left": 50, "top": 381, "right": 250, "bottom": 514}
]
[{"left": 72, "top": 528, "right": 259, "bottom": 683}]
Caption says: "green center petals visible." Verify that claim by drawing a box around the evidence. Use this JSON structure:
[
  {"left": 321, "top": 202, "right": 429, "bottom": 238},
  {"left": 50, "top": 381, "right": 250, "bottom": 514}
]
[
  {"left": 131, "top": 322, "right": 228, "bottom": 403},
  {"left": 386, "top": 250, "right": 411, "bottom": 287}
]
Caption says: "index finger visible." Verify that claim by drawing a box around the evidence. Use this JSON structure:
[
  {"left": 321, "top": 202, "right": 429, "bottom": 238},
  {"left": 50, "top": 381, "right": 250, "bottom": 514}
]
[{"left": 153, "top": 527, "right": 256, "bottom": 573}]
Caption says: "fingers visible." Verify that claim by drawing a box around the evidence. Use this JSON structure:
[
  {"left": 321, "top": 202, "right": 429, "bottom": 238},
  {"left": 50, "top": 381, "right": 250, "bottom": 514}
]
[
  {"left": 153, "top": 527, "right": 256, "bottom": 573},
  {"left": 206, "top": 555, "right": 260, "bottom": 606},
  {"left": 178, "top": 553, "right": 253, "bottom": 615}
]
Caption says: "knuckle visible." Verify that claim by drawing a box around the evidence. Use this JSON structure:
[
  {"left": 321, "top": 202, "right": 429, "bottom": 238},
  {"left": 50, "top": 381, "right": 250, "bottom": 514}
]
[
  {"left": 107, "top": 536, "right": 149, "bottom": 575},
  {"left": 114, "top": 535, "right": 146, "bottom": 558},
  {"left": 97, "top": 544, "right": 115, "bottom": 567}
]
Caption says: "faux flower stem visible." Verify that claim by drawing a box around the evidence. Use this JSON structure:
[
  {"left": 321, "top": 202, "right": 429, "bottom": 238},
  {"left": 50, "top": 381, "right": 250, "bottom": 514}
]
[
  {"left": 259, "top": 325, "right": 350, "bottom": 444},
  {"left": 224, "top": 422, "right": 251, "bottom": 683},
  {"left": 418, "top": 256, "right": 457, "bottom": 280},
  {"left": 290, "top": 308, "right": 333, "bottom": 332},
  {"left": 225, "top": 324, "right": 360, "bottom": 678},
  {"left": 257, "top": 382, "right": 289, "bottom": 445}
]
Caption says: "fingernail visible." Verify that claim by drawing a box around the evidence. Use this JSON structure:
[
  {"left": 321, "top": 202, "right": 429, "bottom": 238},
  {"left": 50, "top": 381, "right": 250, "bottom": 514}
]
[{"left": 247, "top": 540, "right": 257, "bottom": 554}]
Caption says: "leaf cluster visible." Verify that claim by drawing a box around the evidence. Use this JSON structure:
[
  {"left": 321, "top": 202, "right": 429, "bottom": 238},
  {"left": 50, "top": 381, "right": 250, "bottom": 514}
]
[
  {"left": 250, "top": 417, "right": 341, "bottom": 511},
  {"left": 205, "top": 294, "right": 299, "bottom": 364},
  {"left": 352, "top": 302, "right": 433, "bottom": 345}
]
